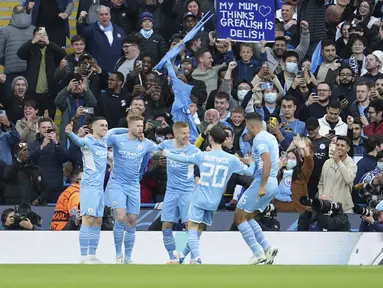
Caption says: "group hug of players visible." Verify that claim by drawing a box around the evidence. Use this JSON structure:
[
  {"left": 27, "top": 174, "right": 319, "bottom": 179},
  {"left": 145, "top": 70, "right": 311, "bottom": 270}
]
[{"left": 66, "top": 111, "right": 280, "bottom": 265}]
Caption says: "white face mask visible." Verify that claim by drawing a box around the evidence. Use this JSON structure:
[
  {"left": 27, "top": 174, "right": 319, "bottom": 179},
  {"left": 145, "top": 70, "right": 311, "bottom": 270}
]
[
  {"left": 264, "top": 92, "right": 277, "bottom": 104},
  {"left": 285, "top": 62, "right": 298, "bottom": 73},
  {"left": 286, "top": 159, "right": 297, "bottom": 170},
  {"left": 377, "top": 162, "right": 383, "bottom": 171},
  {"left": 237, "top": 89, "right": 249, "bottom": 101}
]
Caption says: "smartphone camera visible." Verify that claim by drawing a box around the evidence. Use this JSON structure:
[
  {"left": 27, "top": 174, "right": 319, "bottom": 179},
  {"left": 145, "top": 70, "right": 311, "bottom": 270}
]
[
  {"left": 83, "top": 107, "right": 94, "bottom": 114},
  {"left": 329, "top": 129, "right": 336, "bottom": 135},
  {"left": 297, "top": 70, "right": 305, "bottom": 78},
  {"left": 47, "top": 128, "right": 55, "bottom": 134}
]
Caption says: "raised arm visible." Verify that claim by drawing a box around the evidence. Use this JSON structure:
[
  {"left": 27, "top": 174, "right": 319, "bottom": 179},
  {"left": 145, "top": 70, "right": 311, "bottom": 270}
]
[
  {"left": 67, "top": 131, "right": 86, "bottom": 147},
  {"left": 163, "top": 149, "right": 201, "bottom": 165}
]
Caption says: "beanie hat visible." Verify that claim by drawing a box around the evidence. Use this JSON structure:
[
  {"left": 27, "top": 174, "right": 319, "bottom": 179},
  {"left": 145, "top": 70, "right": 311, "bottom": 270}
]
[
  {"left": 140, "top": 12, "right": 154, "bottom": 24},
  {"left": 11, "top": 76, "right": 28, "bottom": 92}
]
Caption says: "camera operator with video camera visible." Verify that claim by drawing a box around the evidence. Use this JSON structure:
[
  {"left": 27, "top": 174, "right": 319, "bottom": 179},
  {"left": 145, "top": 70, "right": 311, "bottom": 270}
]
[
  {"left": 298, "top": 195, "right": 350, "bottom": 231},
  {"left": 357, "top": 201, "right": 383, "bottom": 232},
  {"left": 0, "top": 202, "right": 42, "bottom": 230}
]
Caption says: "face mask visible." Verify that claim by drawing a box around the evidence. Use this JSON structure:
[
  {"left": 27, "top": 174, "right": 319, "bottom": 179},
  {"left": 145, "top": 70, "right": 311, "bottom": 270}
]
[
  {"left": 264, "top": 92, "right": 277, "bottom": 104},
  {"left": 286, "top": 159, "right": 297, "bottom": 170},
  {"left": 377, "top": 162, "right": 383, "bottom": 171},
  {"left": 285, "top": 62, "right": 298, "bottom": 73},
  {"left": 237, "top": 90, "right": 249, "bottom": 101}
]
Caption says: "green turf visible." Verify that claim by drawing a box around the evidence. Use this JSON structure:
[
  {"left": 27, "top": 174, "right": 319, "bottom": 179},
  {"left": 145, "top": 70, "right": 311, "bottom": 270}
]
[{"left": 0, "top": 265, "right": 381, "bottom": 287}]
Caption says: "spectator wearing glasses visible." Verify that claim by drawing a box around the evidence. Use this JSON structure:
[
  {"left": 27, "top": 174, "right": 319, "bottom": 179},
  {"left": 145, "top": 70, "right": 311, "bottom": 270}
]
[
  {"left": 115, "top": 35, "right": 141, "bottom": 78},
  {"left": 364, "top": 99, "right": 383, "bottom": 136}
]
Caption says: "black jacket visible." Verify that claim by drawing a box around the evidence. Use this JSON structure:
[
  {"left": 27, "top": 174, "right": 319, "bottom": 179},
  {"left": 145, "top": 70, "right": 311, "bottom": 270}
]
[
  {"left": 96, "top": 89, "right": 130, "bottom": 129},
  {"left": 28, "top": 134, "right": 68, "bottom": 202},
  {"left": 135, "top": 32, "right": 168, "bottom": 64},
  {"left": 17, "top": 40, "right": 66, "bottom": 95},
  {"left": 2, "top": 160, "right": 46, "bottom": 205},
  {"left": 110, "top": 4, "right": 138, "bottom": 36}
]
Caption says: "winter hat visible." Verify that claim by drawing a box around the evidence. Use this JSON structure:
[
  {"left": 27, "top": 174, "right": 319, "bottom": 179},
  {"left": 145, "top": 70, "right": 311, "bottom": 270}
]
[
  {"left": 140, "top": 12, "right": 154, "bottom": 24},
  {"left": 11, "top": 76, "right": 28, "bottom": 92}
]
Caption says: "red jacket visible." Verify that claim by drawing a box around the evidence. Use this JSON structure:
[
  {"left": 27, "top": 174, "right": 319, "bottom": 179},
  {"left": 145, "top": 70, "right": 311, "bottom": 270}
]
[{"left": 363, "top": 120, "right": 383, "bottom": 136}]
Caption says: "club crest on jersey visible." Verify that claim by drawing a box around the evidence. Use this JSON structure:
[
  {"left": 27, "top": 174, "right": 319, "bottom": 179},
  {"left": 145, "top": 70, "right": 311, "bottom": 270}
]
[
  {"left": 320, "top": 144, "right": 326, "bottom": 150},
  {"left": 137, "top": 144, "right": 143, "bottom": 150},
  {"left": 112, "top": 201, "right": 117, "bottom": 207},
  {"left": 284, "top": 176, "right": 292, "bottom": 186},
  {"left": 88, "top": 208, "right": 94, "bottom": 214}
]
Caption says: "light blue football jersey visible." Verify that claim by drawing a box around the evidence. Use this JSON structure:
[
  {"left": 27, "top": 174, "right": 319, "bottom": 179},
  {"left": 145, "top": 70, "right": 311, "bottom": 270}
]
[
  {"left": 158, "top": 139, "right": 200, "bottom": 194},
  {"left": 251, "top": 131, "right": 279, "bottom": 179},
  {"left": 165, "top": 149, "right": 254, "bottom": 211},
  {"left": 108, "top": 134, "right": 158, "bottom": 186}
]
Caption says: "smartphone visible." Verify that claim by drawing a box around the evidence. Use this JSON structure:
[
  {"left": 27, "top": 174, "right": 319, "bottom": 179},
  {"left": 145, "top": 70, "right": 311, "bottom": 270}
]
[
  {"left": 312, "top": 88, "right": 317, "bottom": 96},
  {"left": 338, "top": 95, "right": 346, "bottom": 102},
  {"left": 151, "top": 120, "right": 162, "bottom": 128},
  {"left": 47, "top": 128, "right": 55, "bottom": 133},
  {"left": 329, "top": 129, "right": 336, "bottom": 135},
  {"left": 136, "top": 60, "right": 142, "bottom": 67},
  {"left": 261, "top": 82, "right": 273, "bottom": 90},
  {"left": 268, "top": 117, "right": 278, "bottom": 126},
  {"left": 83, "top": 107, "right": 94, "bottom": 114},
  {"left": 0, "top": 110, "right": 6, "bottom": 116},
  {"left": 297, "top": 70, "right": 305, "bottom": 78},
  {"left": 38, "top": 27, "right": 46, "bottom": 36}
]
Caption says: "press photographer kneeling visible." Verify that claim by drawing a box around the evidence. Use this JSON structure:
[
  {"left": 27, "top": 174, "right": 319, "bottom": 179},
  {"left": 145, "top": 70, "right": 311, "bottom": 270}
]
[
  {"left": 355, "top": 202, "right": 383, "bottom": 232},
  {"left": 0, "top": 203, "right": 42, "bottom": 230},
  {"left": 298, "top": 195, "right": 350, "bottom": 231}
]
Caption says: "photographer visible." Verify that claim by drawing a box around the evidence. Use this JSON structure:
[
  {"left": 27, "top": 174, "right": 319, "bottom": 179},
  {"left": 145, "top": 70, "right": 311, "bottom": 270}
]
[
  {"left": 2, "top": 142, "right": 46, "bottom": 205},
  {"left": 298, "top": 195, "right": 350, "bottom": 231},
  {"left": 357, "top": 203, "right": 383, "bottom": 232},
  {"left": 0, "top": 203, "right": 42, "bottom": 230}
]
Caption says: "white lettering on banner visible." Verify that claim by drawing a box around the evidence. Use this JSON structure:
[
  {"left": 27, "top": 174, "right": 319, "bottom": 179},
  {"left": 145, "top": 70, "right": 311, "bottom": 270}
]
[{"left": 0, "top": 232, "right": 381, "bottom": 265}]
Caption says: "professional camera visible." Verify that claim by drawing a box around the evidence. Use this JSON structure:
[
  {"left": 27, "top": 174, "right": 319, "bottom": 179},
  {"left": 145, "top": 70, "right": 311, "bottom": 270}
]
[
  {"left": 299, "top": 197, "right": 342, "bottom": 214},
  {"left": 358, "top": 182, "right": 381, "bottom": 206},
  {"left": 12, "top": 202, "right": 42, "bottom": 228},
  {"left": 353, "top": 206, "right": 373, "bottom": 217},
  {"left": 299, "top": 196, "right": 313, "bottom": 207},
  {"left": 262, "top": 204, "right": 277, "bottom": 218}
]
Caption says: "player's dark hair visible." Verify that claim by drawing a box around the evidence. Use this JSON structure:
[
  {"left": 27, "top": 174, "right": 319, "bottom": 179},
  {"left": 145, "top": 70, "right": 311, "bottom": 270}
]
[
  {"left": 209, "top": 125, "right": 227, "bottom": 144},
  {"left": 90, "top": 116, "right": 106, "bottom": 125},
  {"left": 245, "top": 112, "right": 263, "bottom": 122}
]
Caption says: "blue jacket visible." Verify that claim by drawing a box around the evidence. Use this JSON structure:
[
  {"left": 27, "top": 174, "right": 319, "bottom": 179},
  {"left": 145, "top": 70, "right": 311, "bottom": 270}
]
[
  {"left": 77, "top": 21, "right": 125, "bottom": 72},
  {"left": 0, "top": 124, "right": 20, "bottom": 165},
  {"left": 27, "top": 0, "right": 73, "bottom": 38},
  {"left": 230, "top": 52, "right": 267, "bottom": 85}
]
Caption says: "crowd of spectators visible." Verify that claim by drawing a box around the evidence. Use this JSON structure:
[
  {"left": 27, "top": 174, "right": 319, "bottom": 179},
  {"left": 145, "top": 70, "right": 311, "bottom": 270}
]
[{"left": 0, "top": 0, "right": 383, "bottom": 231}]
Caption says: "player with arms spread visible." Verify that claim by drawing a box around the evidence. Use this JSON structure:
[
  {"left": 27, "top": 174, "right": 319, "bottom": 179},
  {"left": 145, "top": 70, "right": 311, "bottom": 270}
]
[
  {"left": 163, "top": 125, "right": 254, "bottom": 264},
  {"left": 65, "top": 117, "right": 128, "bottom": 264},
  {"left": 157, "top": 121, "right": 200, "bottom": 264},
  {"left": 235, "top": 112, "right": 279, "bottom": 265},
  {"left": 105, "top": 114, "right": 158, "bottom": 264}
]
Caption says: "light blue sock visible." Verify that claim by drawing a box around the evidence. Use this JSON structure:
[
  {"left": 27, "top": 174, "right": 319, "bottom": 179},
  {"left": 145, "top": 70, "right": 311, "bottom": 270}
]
[
  {"left": 238, "top": 222, "right": 263, "bottom": 256},
  {"left": 183, "top": 231, "right": 201, "bottom": 259},
  {"left": 187, "top": 230, "right": 200, "bottom": 259},
  {"left": 248, "top": 219, "right": 270, "bottom": 251},
  {"left": 88, "top": 226, "right": 101, "bottom": 256},
  {"left": 162, "top": 229, "right": 176, "bottom": 260},
  {"left": 113, "top": 221, "right": 125, "bottom": 257},
  {"left": 79, "top": 225, "right": 91, "bottom": 256},
  {"left": 124, "top": 227, "right": 136, "bottom": 261}
]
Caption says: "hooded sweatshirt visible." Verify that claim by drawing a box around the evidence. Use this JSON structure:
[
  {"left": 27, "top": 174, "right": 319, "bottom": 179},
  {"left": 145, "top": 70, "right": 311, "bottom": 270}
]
[{"left": 0, "top": 12, "right": 35, "bottom": 74}]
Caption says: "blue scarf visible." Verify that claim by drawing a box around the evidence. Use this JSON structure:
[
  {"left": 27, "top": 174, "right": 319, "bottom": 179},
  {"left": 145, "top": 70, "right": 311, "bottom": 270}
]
[
  {"left": 140, "top": 29, "right": 153, "bottom": 39},
  {"left": 98, "top": 21, "right": 113, "bottom": 32}
]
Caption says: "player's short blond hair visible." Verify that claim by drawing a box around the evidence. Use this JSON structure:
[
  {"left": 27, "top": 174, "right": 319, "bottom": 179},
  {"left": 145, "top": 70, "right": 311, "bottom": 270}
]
[
  {"left": 128, "top": 114, "right": 144, "bottom": 124},
  {"left": 173, "top": 121, "right": 188, "bottom": 131}
]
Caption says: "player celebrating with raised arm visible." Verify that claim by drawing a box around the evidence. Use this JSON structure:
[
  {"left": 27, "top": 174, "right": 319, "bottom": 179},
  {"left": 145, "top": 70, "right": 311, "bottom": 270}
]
[
  {"left": 163, "top": 125, "right": 255, "bottom": 264},
  {"left": 65, "top": 117, "right": 128, "bottom": 264},
  {"left": 157, "top": 122, "right": 200, "bottom": 264},
  {"left": 234, "top": 112, "right": 279, "bottom": 265},
  {"left": 105, "top": 114, "right": 158, "bottom": 264}
]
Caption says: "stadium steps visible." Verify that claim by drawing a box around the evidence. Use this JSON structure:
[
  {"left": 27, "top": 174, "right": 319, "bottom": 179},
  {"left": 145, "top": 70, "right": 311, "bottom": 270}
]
[{"left": 0, "top": 1, "right": 80, "bottom": 129}]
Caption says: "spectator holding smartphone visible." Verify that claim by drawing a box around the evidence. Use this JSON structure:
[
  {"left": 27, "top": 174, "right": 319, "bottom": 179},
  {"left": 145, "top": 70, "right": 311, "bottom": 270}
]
[
  {"left": 55, "top": 77, "right": 96, "bottom": 147},
  {"left": 298, "top": 82, "right": 331, "bottom": 121},
  {"left": 28, "top": 118, "right": 68, "bottom": 203},
  {"left": 318, "top": 100, "right": 348, "bottom": 137}
]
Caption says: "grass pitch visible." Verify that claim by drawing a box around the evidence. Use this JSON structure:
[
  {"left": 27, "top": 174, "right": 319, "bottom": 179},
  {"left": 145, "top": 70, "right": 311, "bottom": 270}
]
[{"left": 0, "top": 265, "right": 381, "bottom": 287}]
